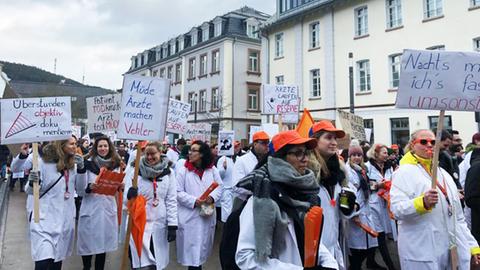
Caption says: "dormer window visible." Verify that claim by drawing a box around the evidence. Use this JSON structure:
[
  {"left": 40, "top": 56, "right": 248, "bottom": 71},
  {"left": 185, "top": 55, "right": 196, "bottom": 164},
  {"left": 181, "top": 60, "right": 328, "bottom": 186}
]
[
  {"left": 178, "top": 37, "right": 184, "bottom": 51},
  {"left": 246, "top": 18, "right": 259, "bottom": 39},
  {"left": 190, "top": 28, "right": 198, "bottom": 46},
  {"left": 170, "top": 42, "right": 176, "bottom": 55},
  {"left": 213, "top": 17, "right": 223, "bottom": 37},
  {"left": 201, "top": 22, "right": 210, "bottom": 42}
]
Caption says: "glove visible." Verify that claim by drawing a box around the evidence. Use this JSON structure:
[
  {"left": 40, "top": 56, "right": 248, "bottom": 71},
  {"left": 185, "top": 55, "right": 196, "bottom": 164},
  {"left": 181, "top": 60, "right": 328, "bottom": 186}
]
[
  {"left": 167, "top": 226, "right": 177, "bottom": 242},
  {"left": 74, "top": 155, "right": 84, "bottom": 170},
  {"left": 127, "top": 187, "right": 138, "bottom": 200},
  {"left": 85, "top": 183, "right": 93, "bottom": 194},
  {"left": 339, "top": 187, "right": 356, "bottom": 216},
  {"left": 28, "top": 171, "right": 40, "bottom": 187}
]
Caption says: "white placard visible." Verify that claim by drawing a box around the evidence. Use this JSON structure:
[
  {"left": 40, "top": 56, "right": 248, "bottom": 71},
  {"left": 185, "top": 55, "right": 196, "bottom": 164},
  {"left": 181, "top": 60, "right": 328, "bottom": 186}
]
[
  {"left": 274, "top": 112, "right": 299, "bottom": 124},
  {"left": 218, "top": 130, "right": 235, "bottom": 156},
  {"left": 117, "top": 75, "right": 170, "bottom": 141},
  {"left": 72, "top": 125, "right": 82, "bottom": 139},
  {"left": 397, "top": 49, "right": 480, "bottom": 111},
  {"left": 249, "top": 126, "right": 262, "bottom": 143},
  {"left": 184, "top": 123, "right": 211, "bottom": 142},
  {"left": 262, "top": 123, "right": 279, "bottom": 139},
  {"left": 365, "top": 128, "right": 372, "bottom": 143},
  {"left": 86, "top": 94, "right": 121, "bottom": 133},
  {"left": 0, "top": 97, "right": 72, "bottom": 144},
  {"left": 263, "top": 84, "right": 299, "bottom": 115},
  {"left": 166, "top": 99, "right": 191, "bottom": 135},
  {"left": 337, "top": 110, "right": 366, "bottom": 141}
]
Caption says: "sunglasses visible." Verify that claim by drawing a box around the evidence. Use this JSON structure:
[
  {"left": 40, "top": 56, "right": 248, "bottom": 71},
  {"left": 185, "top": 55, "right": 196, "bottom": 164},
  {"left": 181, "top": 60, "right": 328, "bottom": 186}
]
[{"left": 414, "top": 138, "right": 436, "bottom": 146}]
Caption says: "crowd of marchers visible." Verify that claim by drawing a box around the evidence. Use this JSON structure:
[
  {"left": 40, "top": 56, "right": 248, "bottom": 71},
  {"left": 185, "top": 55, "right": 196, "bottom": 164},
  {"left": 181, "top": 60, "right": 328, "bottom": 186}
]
[{"left": 2, "top": 121, "right": 480, "bottom": 270}]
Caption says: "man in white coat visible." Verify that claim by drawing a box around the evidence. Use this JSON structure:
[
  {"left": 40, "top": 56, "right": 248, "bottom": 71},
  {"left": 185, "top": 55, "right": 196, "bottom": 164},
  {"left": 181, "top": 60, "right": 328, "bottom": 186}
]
[{"left": 166, "top": 138, "right": 186, "bottom": 166}]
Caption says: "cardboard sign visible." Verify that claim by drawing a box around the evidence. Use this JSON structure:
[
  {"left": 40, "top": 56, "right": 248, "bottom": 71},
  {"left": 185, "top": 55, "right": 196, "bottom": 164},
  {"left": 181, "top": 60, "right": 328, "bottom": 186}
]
[
  {"left": 86, "top": 94, "right": 121, "bottom": 133},
  {"left": 93, "top": 167, "right": 126, "bottom": 196},
  {"left": 218, "top": 130, "right": 235, "bottom": 156},
  {"left": 184, "top": 123, "right": 211, "bottom": 142},
  {"left": 263, "top": 84, "right": 299, "bottom": 115},
  {"left": 397, "top": 49, "right": 480, "bottom": 111},
  {"left": 72, "top": 125, "right": 82, "bottom": 139},
  {"left": 117, "top": 75, "right": 170, "bottom": 141},
  {"left": 0, "top": 97, "right": 72, "bottom": 144},
  {"left": 166, "top": 99, "right": 191, "bottom": 135},
  {"left": 249, "top": 126, "right": 262, "bottom": 143},
  {"left": 337, "top": 110, "right": 366, "bottom": 141}
]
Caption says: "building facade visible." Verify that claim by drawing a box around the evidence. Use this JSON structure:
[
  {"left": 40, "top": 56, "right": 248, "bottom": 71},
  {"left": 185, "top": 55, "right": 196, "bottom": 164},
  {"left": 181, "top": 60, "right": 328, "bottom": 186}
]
[
  {"left": 262, "top": 0, "right": 480, "bottom": 147},
  {"left": 126, "top": 6, "right": 270, "bottom": 142}
]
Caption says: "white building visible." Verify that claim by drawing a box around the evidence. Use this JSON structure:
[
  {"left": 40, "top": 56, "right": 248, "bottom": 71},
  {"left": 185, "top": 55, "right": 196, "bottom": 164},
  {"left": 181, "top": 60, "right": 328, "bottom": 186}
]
[
  {"left": 262, "top": 0, "right": 480, "bottom": 147},
  {"left": 126, "top": 6, "right": 270, "bottom": 143}
]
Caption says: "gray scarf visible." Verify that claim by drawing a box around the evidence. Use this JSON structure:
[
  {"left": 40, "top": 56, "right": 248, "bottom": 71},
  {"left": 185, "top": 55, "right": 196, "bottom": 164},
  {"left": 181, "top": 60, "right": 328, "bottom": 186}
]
[
  {"left": 94, "top": 156, "right": 113, "bottom": 169},
  {"left": 138, "top": 156, "right": 169, "bottom": 180}
]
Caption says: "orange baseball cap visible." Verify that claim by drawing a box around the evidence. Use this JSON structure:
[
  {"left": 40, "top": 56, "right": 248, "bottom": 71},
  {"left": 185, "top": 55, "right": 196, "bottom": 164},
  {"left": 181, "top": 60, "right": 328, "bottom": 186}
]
[
  {"left": 272, "top": 130, "right": 317, "bottom": 152},
  {"left": 391, "top": 144, "right": 399, "bottom": 150},
  {"left": 310, "top": 120, "right": 345, "bottom": 139},
  {"left": 253, "top": 131, "right": 270, "bottom": 142},
  {"left": 137, "top": 140, "right": 149, "bottom": 149}
]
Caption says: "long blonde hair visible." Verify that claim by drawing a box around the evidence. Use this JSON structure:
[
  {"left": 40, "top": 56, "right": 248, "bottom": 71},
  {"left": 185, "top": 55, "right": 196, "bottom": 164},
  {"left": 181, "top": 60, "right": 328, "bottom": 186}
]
[{"left": 50, "top": 138, "right": 76, "bottom": 172}]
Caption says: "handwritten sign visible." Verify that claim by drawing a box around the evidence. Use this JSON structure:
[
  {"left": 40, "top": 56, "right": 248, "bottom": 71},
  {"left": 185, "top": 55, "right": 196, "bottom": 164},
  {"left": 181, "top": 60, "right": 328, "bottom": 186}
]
[
  {"left": 218, "top": 130, "right": 235, "bottom": 156},
  {"left": 274, "top": 112, "right": 299, "bottom": 124},
  {"left": 117, "top": 75, "right": 170, "bottom": 141},
  {"left": 263, "top": 84, "right": 299, "bottom": 114},
  {"left": 72, "top": 125, "right": 82, "bottom": 139},
  {"left": 337, "top": 110, "right": 366, "bottom": 141},
  {"left": 397, "top": 49, "right": 480, "bottom": 111},
  {"left": 86, "top": 94, "right": 121, "bottom": 133},
  {"left": 184, "top": 123, "right": 211, "bottom": 142},
  {"left": 166, "top": 99, "right": 191, "bottom": 134},
  {"left": 0, "top": 97, "right": 72, "bottom": 144}
]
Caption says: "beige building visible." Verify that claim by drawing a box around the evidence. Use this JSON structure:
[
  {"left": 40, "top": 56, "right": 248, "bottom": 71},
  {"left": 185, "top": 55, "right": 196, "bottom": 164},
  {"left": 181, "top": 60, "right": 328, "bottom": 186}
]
[{"left": 262, "top": 0, "right": 480, "bottom": 147}]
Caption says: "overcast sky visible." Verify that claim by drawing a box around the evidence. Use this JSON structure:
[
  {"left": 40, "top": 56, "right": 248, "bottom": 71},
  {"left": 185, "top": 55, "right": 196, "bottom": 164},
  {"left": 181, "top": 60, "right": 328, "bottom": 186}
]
[{"left": 0, "top": 0, "right": 275, "bottom": 90}]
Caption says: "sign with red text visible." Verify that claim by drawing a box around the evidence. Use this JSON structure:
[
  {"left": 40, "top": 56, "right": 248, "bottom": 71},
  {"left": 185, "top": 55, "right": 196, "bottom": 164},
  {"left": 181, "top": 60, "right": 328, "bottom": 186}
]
[
  {"left": 0, "top": 97, "right": 72, "bottom": 144},
  {"left": 184, "top": 123, "right": 211, "bottom": 142},
  {"left": 397, "top": 49, "right": 480, "bottom": 111},
  {"left": 117, "top": 75, "right": 170, "bottom": 141},
  {"left": 262, "top": 84, "right": 299, "bottom": 115},
  {"left": 86, "top": 94, "right": 121, "bottom": 133},
  {"left": 166, "top": 99, "right": 191, "bottom": 134}
]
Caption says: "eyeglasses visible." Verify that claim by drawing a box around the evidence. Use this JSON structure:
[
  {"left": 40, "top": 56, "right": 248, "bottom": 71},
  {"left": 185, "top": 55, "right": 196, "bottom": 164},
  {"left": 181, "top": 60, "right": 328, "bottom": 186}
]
[
  {"left": 255, "top": 140, "right": 269, "bottom": 145},
  {"left": 188, "top": 149, "right": 200, "bottom": 154},
  {"left": 287, "top": 149, "right": 312, "bottom": 161},
  {"left": 414, "top": 138, "right": 436, "bottom": 146}
]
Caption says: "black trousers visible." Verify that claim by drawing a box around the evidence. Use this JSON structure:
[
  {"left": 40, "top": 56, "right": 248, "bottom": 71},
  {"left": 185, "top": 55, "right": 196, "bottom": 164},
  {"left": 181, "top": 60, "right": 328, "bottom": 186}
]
[
  {"left": 34, "top": 259, "right": 62, "bottom": 270},
  {"left": 366, "top": 232, "right": 396, "bottom": 270},
  {"left": 9, "top": 177, "right": 27, "bottom": 191},
  {"left": 81, "top": 253, "right": 106, "bottom": 270}
]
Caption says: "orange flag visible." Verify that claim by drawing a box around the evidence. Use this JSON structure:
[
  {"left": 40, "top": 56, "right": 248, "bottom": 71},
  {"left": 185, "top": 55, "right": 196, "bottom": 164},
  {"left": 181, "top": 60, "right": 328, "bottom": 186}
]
[
  {"left": 296, "top": 108, "right": 315, "bottom": 138},
  {"left": 127, "top": 195, "right": 147, "bottom": 259}
]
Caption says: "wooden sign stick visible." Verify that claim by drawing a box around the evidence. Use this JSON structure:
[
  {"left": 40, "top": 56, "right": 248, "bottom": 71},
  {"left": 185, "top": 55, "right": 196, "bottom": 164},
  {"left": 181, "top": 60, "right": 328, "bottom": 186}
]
[
  {"left": 120, "top": 142, "right": 143, "bottom": 270},
  {"left": 32, "top": 142, "right": 40, "bottom": 223},
  {"left": 278, "top": 113, "right": 283, "bottom": 132},
  {"left": 430, "top": 110, "right": 445, "bottom": 189}
]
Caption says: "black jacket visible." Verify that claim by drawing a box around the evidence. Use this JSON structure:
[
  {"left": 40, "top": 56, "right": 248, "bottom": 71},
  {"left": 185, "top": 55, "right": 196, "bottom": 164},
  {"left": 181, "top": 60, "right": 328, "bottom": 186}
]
[{"left": 465, "top": 160, "right": 480, "bottom": 243}]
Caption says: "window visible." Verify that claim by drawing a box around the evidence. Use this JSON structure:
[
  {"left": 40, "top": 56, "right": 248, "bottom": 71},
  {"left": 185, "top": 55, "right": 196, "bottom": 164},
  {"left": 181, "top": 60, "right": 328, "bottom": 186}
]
[
  {"left": 363, "top": 119, "right": 374, "bottom": 144},
  {"left": 310, "top": 22, "right": 320, "bottom": 48},
  {"left": 391, "top": 118, "right": 410, "bottom": 148},
  {"left": 200, "top": 54, "right": 207, "bottom": 76},
  {"left": 355, "top": 6, "right": 368, "bottom": 36},
  {"left": 386, "top": 0, "right": 402, "bottom": 28},
  {"left": 171, "top": 43, "right": 176, "bottom": 55},
  {"left": 175, "top": 63, "right": 182, "bottom": 83},
  {"left": 199, "top": 90, "right": 207, "bottom": 112},
  {"left": 428, "top": 115, "right": 452, "bottom": 131},
  {"left": 427, "top": 45, "right": 445, "bottom": 50},
  {"left": 202, "top": 27, "right": 209, "bottom": 42},
  {"left": 275, "top": 75, "right": 284, "bottom": 85},
  {"left": 159, "top": 68, "right": 165, "bottom": 78},
  {"left": 167, "top": 66, "right": 173, "bottom": 79},
  {"left": 191, "top": 31, "right": 198, "bottom": 46},
  {"left": 188, "top": 58, "right": 196, "bottom": 79},
  {"left": 275, "top": 33, "right": 284, "bottom": 58},
  {"left": 162, "top": 47, "right": 168, "bottom": 58},
  {"left": 310, "top": 69, "right": 321, "bottom": 97},
  {"left": 214, "top": 22, "right": 222, "bottom": 37},
  {"left": 472, "top": 0, "right": 480, "bottom": 7},
  {"left": 247, "top": 87, "right": 259, "bottom": 111},
  {"left": 178, "top": 39, "right": 184, "bottom": 51},
  {"left": 141, "top": 55, "right": 145, "bottom": 66},
  {"left": 424, "top": 0, "right": 443, "bottom": 18},
  {"left": 247, "top": 24, "right": 258, "bottom": 38},
  {"left": 212, "top": 50, "right": 220, "bottom": 73},
  {"left": 389, "top": 54, "right": 402, "bottom": 89},
  {"left": 248, "top": 50, "right": 260, "bottom": 72},
  {"left": 474, "top": 37, "right": 480, "bottom": 52},
  {"left": 211, "top": 87, "right": 220, "bottom": 110},
  {"left": 188, "top": 92, "right": 195, "bottom": 112},
  {"left": 357, "top": 60, "right": 371, "bottom": 92},
  {"left": 152, "top": 70, "right": 158, "bottom": 77}
]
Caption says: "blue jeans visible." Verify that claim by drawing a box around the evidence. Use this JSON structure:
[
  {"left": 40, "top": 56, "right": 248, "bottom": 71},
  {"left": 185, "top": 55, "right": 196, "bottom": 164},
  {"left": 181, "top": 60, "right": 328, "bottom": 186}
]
[{"left": 0, "top": 164, "right": 6, "bottom": 179}]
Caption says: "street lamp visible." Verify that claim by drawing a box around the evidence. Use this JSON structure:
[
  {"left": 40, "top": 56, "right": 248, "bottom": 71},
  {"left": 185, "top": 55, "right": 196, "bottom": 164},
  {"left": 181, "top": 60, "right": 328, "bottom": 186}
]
[{"left": 349, "top": 52, "right": 354, "bottom": 114}]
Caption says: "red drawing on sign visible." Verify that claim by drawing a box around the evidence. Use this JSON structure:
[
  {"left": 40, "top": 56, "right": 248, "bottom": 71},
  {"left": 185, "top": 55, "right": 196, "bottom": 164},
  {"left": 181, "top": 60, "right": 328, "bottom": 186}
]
[{"left": 5, "top": 112, "right": 37, "bottom": 138}]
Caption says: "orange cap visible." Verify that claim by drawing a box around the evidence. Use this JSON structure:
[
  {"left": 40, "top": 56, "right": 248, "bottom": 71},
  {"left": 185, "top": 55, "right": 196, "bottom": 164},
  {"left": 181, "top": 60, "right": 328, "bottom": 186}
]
[
  {"left": 137, "top": 141, "right": 149, "bottom": 149},
  {"left": 391, "top": 144, "right": 399, "bottom": 150},
  {"left": 310, "top": 120, "right": 345, "bottom": 139},
  {"left": 253, "top": 131, "right": 270, "bottom": 142},
  {"left": 272, "top": 130, "right": 317, "bottom": 152}
]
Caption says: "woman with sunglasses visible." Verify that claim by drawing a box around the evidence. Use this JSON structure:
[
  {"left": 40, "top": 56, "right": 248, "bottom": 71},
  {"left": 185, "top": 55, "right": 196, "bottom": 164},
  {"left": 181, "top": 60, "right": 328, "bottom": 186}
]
[
  {"left": 176, "top": 141, "right": 223, "bottom": 270},
  {"left": 365, "top": 144, "right": 397, "bottom": 270},
  {"left": 391, "top": 129, "right": 480, "bottom": 269},
  {"left": 236, "top": 130, "right": 338, "bottom": 269}
]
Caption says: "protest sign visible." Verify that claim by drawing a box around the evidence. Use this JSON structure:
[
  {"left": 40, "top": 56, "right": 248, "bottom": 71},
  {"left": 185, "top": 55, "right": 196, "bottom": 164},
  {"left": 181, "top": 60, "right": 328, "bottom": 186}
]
[
  {"left": 249, "top": 126, "right": 262, "bottom": 143},
  {"left": 0, "top": 97, "right": 72, "bottom": 144},
  {"left": 184, "top": 123, "right": 211, "bottom": 142},
  {"left": 72, "top": 125, "right": 82, "bottom": 139},
  {"left": 166, "top": 99, "right": 191, "bottom": 134},
  {"left": 262, "top": 123, "right": 279, "bottom": 139},
  {"left": 274, "top": 111, "right": 299, "bottom": 124},
  {"left": 218, "top": 130, "right": 235, "bottom": 156},
  {"left": 86, "top": 94, "right": 121, "bottom": 133},
  {"left": 263, "top": 84, "right": 299, "bottom": 115},
  {"left": 117, "top": 75, "right": 170, "bottom": 141},
  {"left": 337, "top": 110, "right": 366, "bottom": 141},
  {"left": 396, "top": 49, "right": 480, "bottom": 112}
]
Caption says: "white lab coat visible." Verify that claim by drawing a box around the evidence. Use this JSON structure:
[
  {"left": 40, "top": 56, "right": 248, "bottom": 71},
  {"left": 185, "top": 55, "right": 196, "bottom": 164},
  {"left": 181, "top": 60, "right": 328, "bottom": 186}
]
[
  {"left": 217, "top": 156, "right": 235, "bottom": 222},
  {"left": 11, "top": 153, "right": 34, "bottom": 215},
  {"left": 346, "top": 165, "right": 379, "bottom": 250},
  {"left": 124, "top": 168, "right": 178, "bottom": 269},
  {"left": 235, "top": 198, "right": 339, "bottom": 270},
  {"left": 166, "top": 147, "right": 180, "bottom": 165},
  {"left": 76, "top": 161, "right": 119, "bottom": 256},
  {"left": 391, "top": 164, "right": 479, "bottom": 270},
  {"left": 458, "top": 151, "right": 472, "bottom": 229},
  {"left": 27, "top": 160, "right": 87, "bottom": 262},
  {"left": 232, "top": 151, "right": 257, "bottom": 200},
  {"left": 176, "top": 165, "right": 223, "bottom": 267}
]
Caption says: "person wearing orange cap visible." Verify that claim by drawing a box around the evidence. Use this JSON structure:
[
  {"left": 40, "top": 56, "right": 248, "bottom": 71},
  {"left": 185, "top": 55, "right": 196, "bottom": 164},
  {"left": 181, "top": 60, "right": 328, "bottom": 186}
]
[
  {"left": 308, "top": 120, "right": 356, "bottom": 270},
  {"left": 235, "top": 130, "right": 338, "bottom": 269},
  {"left": 232, "top": 131, "right": 270, "bottom": 201}
]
